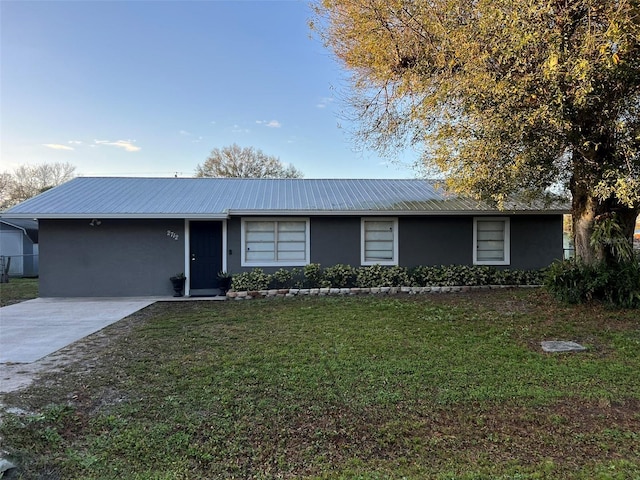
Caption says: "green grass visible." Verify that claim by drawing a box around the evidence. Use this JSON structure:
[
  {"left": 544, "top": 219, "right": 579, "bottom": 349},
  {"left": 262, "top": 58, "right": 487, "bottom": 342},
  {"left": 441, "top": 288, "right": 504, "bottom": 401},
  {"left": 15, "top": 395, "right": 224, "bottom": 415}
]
[
  {"left": 1, "top": 290, "right": 639, "bottom": 479},
  {"left": 0, "top": 278, "right": 38, "bottom": 306}
]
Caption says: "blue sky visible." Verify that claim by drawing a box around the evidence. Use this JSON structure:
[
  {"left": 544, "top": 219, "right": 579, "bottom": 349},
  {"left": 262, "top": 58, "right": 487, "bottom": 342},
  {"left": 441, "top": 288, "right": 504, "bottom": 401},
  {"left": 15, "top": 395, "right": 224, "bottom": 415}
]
[{"left": 1, "top": 0, "right": 419, "bottom": 179}]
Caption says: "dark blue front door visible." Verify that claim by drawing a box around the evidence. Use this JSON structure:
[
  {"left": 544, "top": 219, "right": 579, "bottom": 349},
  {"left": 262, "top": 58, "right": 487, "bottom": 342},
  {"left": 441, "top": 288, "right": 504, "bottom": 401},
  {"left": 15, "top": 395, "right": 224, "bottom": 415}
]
[{"left": 189, "top": 221, "right": 222, "bottom": 295}]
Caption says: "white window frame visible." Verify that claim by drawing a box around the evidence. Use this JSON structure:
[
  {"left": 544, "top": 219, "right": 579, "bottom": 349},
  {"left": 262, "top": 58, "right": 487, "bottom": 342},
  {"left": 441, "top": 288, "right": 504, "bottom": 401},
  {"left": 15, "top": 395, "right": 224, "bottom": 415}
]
[
  {"left": 241, "top": 217, "right": 310, "bottom": 267},
  {"left": 361, "top": 217, "right": 399, "bottom": 266},
  {"left": 473, "top": 217, "right": 510, "bottom": 265}
]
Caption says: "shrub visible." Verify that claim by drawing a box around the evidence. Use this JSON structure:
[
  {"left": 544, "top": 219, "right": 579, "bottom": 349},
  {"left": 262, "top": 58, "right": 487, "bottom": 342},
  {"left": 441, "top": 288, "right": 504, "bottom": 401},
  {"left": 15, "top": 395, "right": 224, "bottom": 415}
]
[
  {"left": 545, "top": 257, "right": 640, "bottom": 308},
  {"left": 492, "top": 268, "right": 513, "bottom": 285},
  {"left": 231, "top": 269, "right": 271, "bottom": 291},
  {"left": 441, "top": 265, "right": 470, "bottom": 286},
  {"left": 355, "top": 264, "right": 387, "bottom": 287},
  {"left": 229, "top": 264, "right": 548, "bottom": 292},
  {"left": 410, "top": 266, "right": 442, "bottom": 286},
  {"left": 605, "top": 258, "right": 640, "bottom": 308},
  {"left": 383, "top": 265, "right": 410, "bottom": 286},
  {"left": 270, "top": 268, "right": 295, "bottom": 289},
  {"left": 303, "top": 263, "right": 329, "bottom": 288},
  {"left": 323, "top": 264, "right": 356, "bottom": 288},
  {"left": 453, "top": 265, "right": 489, "bottom": 286}
]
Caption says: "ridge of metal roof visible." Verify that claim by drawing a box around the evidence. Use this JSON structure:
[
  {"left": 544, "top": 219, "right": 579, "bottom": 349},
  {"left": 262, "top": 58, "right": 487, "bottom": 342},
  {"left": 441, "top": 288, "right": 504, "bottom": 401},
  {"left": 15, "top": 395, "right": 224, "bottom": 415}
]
[{"left": 2, "top": 177, "right": 569, "bottom": 218}]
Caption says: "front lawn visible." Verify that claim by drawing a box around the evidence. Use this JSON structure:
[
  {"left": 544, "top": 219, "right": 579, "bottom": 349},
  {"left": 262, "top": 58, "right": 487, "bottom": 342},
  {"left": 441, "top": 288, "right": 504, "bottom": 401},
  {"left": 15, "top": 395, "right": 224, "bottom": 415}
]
[
  {"left": 1, "top": 290, "right": 639, "bottom": 479},
  {"left": 0, "top": 278, "right": 38, "bottom": 307}
]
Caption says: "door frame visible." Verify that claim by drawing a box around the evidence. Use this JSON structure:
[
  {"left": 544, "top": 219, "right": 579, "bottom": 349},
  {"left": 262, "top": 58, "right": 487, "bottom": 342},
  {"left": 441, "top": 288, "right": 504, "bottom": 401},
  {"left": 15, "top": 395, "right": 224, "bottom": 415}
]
[{"left": 184, "top": 219, "right": 227, "bottom": 297}]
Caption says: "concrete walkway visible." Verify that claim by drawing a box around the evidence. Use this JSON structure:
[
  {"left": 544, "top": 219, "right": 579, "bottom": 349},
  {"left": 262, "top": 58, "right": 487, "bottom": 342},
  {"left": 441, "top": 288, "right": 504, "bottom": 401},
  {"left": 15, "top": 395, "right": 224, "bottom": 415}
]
[{"left": 0, "top": 297, "right": 158, "bottom": 364}]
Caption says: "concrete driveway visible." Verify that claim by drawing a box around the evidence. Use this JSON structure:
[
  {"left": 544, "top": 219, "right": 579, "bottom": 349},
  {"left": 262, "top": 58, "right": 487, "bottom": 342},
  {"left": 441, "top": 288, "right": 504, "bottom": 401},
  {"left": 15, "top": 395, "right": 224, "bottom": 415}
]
[{"left": 0, "top": 297, "right": 157, "bottom": 364}]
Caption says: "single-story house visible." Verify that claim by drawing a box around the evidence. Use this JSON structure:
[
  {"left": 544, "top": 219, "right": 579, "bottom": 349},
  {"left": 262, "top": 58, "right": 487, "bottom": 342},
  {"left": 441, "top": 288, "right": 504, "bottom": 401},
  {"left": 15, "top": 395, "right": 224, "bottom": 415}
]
[
  {"left": 2, "top": 177, "right": 567, "bottom": 297},
  {"left": 0, "top": 218, "right": 39, "bottom": 277}
]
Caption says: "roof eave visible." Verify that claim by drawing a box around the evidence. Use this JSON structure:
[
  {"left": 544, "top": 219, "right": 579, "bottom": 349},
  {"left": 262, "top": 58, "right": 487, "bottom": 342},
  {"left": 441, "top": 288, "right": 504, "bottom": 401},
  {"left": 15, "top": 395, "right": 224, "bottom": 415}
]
[
  {"left": 229, "top": 209, "right": 569, "bottom": 216},
  {"left": 2, "top": 209, "right": 568, "bottom": 219},
  {"left": 1, "top": 213, "right": 230, "bottom": 220}
]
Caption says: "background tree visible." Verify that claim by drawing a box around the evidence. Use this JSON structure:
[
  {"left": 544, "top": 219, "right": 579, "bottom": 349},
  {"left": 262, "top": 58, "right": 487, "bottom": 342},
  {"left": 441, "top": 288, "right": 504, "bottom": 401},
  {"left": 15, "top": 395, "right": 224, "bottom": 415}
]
[
  {"left": 195, "top": 144, "right": 303, "bottom": 179},
  {"left": 313, "top": 0, "right": 640, "bottom": 265},
  {"left": 1, "top": 162, "right": 76, "bottom": 210}
]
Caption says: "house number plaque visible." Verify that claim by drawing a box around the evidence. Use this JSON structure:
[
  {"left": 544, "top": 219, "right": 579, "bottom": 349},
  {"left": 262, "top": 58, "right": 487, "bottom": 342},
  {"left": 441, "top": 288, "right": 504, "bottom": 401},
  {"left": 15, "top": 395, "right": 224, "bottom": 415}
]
[{"left": 167, "top": 230, "right": 179, "bottom": 241}]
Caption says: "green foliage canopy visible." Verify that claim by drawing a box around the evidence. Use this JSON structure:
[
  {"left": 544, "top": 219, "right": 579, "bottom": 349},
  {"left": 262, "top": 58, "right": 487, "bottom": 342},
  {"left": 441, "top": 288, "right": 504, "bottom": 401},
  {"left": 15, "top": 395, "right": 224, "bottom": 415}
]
[{"left": 313, "top": 0, "right": 640, "bottom": 260}]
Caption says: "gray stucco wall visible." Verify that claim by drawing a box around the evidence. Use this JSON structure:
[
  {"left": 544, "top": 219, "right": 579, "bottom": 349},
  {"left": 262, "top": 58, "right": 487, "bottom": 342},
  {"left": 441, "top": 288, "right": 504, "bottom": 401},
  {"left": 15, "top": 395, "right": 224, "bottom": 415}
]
[
  {"left": 38, "top": 214, "right": 563, "bottom": 297},
  {"left": 226, "top": 216, "right": 362, "bottom": 273},
  {"left": 225, "top": 214, "right": 563, "bottom": 274},
  {"left": 310, "top": 217, "right": 361, "bottom": 266},
  {"left": 399, "top": 217, "right": 472, "bottom": 267},
  {"left": 400, "top": 215, "right": 563, "bottom": 269},
  {"left": 226, "top": 217, "right": 243, "bottom": 273},
  {"left": 510, "top": 215, "right": 564, "bottom": 269},
  {"left": 39, "top": 219, "right": 185, "bottom": 297}
]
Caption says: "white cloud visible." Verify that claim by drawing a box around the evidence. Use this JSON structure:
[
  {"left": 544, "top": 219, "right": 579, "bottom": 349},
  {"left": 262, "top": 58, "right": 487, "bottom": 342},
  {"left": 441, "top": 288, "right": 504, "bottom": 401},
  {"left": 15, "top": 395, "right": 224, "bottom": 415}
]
[
  {"left": 94, "top": 139, "right": 141, "bottom": 152},
  {"left": 316, "top": 97, "right": 335, "bottom": 109},
  {"left": 43, "top": 143, "right": 74, "bottom": 151},
  {"left": 256, "top": 119, "right": 282, "bottom": 128},
  {"left": 178, "top": 130, "right": 202, "bottom": 142},
  {"left": 231, "top": 124, "right": 250, "bottom": 134},
  {"left": 68, "top": 140, "right": 83, "bottom": 145}
]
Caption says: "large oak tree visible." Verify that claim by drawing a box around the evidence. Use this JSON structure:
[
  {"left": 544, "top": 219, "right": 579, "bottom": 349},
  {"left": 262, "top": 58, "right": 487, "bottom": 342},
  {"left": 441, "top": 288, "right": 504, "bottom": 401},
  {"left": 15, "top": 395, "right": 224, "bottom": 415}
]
[
  {"left": 1, "top": 162, "right": 76, "bottom": 210},
  {"left": 195, "top": 144, "right": 303, "bottom": 179},
  {"left": 313, "top": 0, "right": 640, "bottom": 264}
]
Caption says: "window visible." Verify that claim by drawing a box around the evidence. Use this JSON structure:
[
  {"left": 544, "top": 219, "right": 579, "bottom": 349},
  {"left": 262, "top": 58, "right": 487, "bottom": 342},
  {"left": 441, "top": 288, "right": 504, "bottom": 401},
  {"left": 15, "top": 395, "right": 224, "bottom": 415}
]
[
  {"left": 473, "top": 217, "right": 510, "bottom": 265},
  {"left": 241, "top": 218, "right": 309, "bottom": 266},
  {"left": 361, "top": 218, "right": 398, "bottom": 265}
]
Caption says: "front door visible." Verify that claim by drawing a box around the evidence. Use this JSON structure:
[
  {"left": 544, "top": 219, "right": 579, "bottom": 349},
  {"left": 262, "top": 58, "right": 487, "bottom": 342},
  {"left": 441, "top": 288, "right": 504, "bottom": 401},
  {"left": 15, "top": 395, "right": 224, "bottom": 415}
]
[{"left": 189, "top": 221, "right": 222, "bottom": 296}]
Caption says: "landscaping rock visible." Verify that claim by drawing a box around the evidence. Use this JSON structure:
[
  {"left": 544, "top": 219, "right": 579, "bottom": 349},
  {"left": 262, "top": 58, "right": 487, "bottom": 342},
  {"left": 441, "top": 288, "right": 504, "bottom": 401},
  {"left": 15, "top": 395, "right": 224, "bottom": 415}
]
[
  {"left": 0, "top": 459, "right": 16, "bottom": 476},
  {"left": 227, "top": 284, "right": 542, "bottom": 301},
  {"left": 541, "top": 341, "right": 587, "bottom": 353}
]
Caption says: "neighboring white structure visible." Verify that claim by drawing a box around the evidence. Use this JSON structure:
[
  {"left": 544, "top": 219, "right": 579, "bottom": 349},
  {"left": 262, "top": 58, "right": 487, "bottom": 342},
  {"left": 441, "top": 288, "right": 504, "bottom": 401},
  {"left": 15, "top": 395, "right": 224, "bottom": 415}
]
[{"left": 0, "top": 218, "right": 39, "bottom": 277}]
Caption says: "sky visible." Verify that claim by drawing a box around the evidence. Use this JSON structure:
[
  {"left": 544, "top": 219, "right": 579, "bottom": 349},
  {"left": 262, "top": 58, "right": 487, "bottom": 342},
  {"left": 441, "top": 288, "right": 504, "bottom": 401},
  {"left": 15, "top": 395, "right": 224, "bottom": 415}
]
[{"left": 1, "top": 0, "right": 420, "bottom": 179}]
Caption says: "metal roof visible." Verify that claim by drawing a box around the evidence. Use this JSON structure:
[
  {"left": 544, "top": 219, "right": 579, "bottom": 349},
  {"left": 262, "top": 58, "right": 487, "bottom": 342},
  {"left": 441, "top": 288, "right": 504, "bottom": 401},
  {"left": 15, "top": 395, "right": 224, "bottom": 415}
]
[{"left": 2, "top": 177, "right": 568, "bottom": 219}]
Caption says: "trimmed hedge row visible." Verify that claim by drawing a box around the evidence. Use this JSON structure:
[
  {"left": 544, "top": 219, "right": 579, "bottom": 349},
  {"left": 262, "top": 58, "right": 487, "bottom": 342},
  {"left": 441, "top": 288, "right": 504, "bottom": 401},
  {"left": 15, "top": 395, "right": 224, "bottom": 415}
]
[{"left": 231, "top": 264, "right": 544, "bottom": 292}]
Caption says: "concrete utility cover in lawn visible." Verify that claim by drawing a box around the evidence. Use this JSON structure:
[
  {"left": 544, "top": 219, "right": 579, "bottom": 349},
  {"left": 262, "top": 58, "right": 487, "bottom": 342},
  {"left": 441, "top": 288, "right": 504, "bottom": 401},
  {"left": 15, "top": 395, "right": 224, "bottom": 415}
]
[
  {"left": 541, "top": 341, "right": 587, "bottom": 353},
  {"left": 0, "top": 297, "right": 156, "bottom": 363}
]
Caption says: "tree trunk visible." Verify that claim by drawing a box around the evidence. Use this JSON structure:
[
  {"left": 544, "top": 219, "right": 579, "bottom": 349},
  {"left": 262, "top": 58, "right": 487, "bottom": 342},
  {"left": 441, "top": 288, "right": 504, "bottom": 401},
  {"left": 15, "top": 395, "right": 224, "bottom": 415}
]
[
  {"left": 571, "top": 182, "right": 638, "bottom": 266},
  {"left": 572, "top": 189, "right": 598, "bottom": 264}
]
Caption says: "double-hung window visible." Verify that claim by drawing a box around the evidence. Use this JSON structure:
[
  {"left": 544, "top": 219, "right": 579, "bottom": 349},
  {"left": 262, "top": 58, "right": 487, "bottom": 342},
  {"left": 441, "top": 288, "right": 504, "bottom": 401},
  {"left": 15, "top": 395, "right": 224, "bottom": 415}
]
[
  {"left": 361, "top": 218, "right": 398, "bottom": 265},
  {"left": 242, "top": 218, "right": 309, "bottom": 266},
  {"left": 473, "top": 217, "right": 510, "bottom": 265}
]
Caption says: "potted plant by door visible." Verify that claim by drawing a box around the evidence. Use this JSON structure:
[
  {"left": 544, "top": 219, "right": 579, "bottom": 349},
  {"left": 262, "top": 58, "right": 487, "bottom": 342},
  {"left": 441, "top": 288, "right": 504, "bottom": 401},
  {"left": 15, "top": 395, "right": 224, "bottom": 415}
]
[
  {"left": 217, "top": 271, "right": 232, "bottom": 295},
  {"left": 170, "top": 273, "right": 186, "bottom": 297}
]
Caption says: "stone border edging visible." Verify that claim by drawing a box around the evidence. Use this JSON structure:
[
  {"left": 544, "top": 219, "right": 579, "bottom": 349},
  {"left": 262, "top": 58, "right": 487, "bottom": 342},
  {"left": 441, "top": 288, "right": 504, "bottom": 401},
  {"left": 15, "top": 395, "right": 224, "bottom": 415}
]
[{"left": 226, "top": 285, "right": 541, "bottom": 300}]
